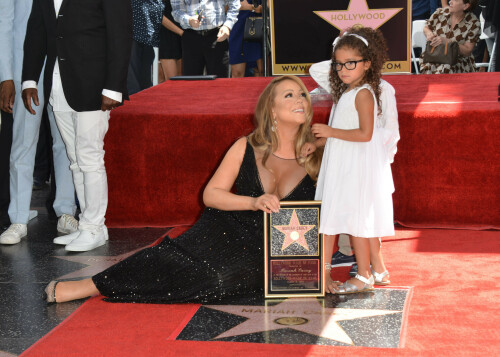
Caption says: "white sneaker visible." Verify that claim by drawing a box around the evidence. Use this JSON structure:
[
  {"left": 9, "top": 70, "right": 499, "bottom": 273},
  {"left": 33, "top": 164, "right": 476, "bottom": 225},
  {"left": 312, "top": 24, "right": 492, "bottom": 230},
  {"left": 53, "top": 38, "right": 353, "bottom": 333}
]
[
  {"left": 57, "top": 214, "right": 79, "bottom": 234},
  {"left": 53, "top": 230, "right": 81, "bottom": 245},
  {"left": 53, "top": 226, "right": 108, "bottom": 246},
  {"left": 65, "top": 230, "right": 106, "bottom": 252},
  {"left": 0, "top": 224, "right": 28, "bottom": 245}
]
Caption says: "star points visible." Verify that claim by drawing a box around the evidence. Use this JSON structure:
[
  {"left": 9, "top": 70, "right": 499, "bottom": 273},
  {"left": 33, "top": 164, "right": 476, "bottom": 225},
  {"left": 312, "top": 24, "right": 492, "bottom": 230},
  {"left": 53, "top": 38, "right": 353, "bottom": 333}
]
[{"left": 314, "top": 0, "right": 403, "bottom": 32}]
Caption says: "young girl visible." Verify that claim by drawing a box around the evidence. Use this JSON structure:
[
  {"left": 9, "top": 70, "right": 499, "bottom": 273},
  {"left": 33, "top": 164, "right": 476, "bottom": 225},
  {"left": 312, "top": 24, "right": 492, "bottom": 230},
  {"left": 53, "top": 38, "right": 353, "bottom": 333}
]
[{"left": 310, "top": 27, "right": 395, "bottom": 294}]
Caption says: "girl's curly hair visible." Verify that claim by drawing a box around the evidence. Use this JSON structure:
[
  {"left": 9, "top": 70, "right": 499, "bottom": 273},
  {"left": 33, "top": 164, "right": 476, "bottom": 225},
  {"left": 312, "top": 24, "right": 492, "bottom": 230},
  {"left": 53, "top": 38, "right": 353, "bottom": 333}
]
[{"left": 328, "top": 26, "right": 389, "bottom": 115}]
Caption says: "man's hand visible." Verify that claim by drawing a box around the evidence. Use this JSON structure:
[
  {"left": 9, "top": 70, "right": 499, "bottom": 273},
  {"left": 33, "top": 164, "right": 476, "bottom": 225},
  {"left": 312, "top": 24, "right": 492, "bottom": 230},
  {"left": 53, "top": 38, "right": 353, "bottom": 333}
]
[
  {"left": 217, "top": 25, "right": 230, "bottom": 42},
  {"left": 188, "top": 15, "right": 202, "bottom": 29},
  {"left": 0, "top": 80, "right": 15, "bottom": 113},
  {"left": 101, "top": 95, "right": 120, "bottom": 111},
  {"left": 22, "top": 88, "right": 39, "bottom": 115}
]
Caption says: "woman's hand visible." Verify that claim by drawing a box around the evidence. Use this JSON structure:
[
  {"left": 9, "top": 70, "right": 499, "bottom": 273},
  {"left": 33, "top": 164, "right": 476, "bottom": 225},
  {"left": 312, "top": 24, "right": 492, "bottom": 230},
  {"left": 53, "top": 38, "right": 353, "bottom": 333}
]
[
  {"left": 311, "top": 123, "right": 334, "bottom": 139},
  {"left": 253, "top": 194, "right": 280, "bottom": 213},
  {"left": 300, "top": 142, "right": 316, "bottom": 158},
  {"left": 240, "top": 0, "right": 253, "bottom": 11},
  {"left": 324, "top": 272, "right": 340, "bottom": 294},
  {"left": 430, "top": 35, "right": 447, "bottom": 47}
]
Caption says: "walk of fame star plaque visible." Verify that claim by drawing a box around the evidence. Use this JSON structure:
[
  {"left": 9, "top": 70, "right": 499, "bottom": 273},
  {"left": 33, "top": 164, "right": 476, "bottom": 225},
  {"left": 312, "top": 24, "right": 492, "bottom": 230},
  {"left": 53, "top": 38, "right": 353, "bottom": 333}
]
[{"left": 264, "top": 201, "right": 324, "bottom": 298}]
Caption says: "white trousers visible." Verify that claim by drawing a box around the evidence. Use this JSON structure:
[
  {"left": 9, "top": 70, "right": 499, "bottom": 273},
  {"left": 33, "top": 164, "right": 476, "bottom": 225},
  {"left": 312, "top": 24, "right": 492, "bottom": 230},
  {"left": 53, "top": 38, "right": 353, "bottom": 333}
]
[
  {"left": 9, "top": 80, "right": 76, "bottom": 224},
  {"left": 52, "top": 106, "right": 110, "bottom": 232}
]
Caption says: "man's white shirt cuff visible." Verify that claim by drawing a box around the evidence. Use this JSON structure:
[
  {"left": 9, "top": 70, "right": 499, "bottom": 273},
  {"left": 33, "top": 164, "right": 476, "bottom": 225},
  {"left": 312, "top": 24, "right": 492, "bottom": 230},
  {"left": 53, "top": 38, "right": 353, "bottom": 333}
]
[
  {"left": 22, "top": 80, "right": 37, "bottom": 91},
  {"left": 102, "top": 89, "right": 122, "bottom": 103}
]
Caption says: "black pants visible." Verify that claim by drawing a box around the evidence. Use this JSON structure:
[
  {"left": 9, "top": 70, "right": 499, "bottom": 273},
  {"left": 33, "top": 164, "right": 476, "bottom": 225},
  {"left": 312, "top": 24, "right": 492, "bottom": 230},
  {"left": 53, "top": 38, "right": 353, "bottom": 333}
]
[
  {"left": 181, "top": 29, "right": 229, "bottom": 77},
  {"left": 127, "top": 39, "right": 155, "bottom": 96},
  {"left": 0, "top": 110, "right": 13, "bottom": 221}
]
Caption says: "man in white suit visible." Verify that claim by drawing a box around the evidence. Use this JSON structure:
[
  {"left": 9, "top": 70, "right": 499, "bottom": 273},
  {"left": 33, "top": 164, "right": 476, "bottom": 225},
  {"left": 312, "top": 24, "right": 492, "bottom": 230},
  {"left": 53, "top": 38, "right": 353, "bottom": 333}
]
[{"left": 0, "top": 0, "right": 77, "bottom": 245}]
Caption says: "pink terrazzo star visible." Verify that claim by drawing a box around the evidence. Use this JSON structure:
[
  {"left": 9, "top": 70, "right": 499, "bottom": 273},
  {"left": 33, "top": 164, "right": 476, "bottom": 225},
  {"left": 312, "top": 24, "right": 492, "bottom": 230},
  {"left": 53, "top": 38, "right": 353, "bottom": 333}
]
[
  {"left": 314, "top": 0, "right": 403, "bottom": 32},
  {"left": 274, "top": 210, "right": 315, "bottom": 251}
]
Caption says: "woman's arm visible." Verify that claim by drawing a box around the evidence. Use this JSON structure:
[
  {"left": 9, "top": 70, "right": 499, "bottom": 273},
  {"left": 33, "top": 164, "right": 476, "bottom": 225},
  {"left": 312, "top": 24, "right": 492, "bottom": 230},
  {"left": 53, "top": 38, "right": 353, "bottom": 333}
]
[
  {"left": 203, "top": 137, "right": 280, "bottom": 213},
  {"left": 457, "top": 41, "right": 475, "bottom": 56},
  {"left": 162, "top": 15, "right": 184, "bottom": 36},
  {"left": 441, "top": 0, "right": 448, "bottom": 7},
  {"left": 423, "top": 25, "right": 436, "bottom": 41},
  {"left": 311, "top": 89, "right": 375, "bottom": 142}
]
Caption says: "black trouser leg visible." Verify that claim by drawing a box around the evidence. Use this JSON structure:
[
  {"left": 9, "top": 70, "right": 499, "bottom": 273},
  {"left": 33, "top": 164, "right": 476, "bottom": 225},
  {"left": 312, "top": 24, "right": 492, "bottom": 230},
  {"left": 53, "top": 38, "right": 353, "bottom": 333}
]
[
  {"left": 181, "top": 30, "right": 206, "bottom": 75},
  {"left": 204, "top": 34, "right": 229, "bottom": 78}
]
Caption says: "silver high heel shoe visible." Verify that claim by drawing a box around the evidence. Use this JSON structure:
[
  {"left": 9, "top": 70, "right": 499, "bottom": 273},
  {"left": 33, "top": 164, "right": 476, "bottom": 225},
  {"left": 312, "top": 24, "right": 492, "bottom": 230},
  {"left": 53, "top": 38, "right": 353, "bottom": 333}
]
[
  {"left": 333, "top": 274, "right": 374, "bottom": 294},
  {"left": 44, "top": 281, "right": 59, "bottom": 303},
  {"left": 371, "top": 269, "right": 391, "bottom": 286}
]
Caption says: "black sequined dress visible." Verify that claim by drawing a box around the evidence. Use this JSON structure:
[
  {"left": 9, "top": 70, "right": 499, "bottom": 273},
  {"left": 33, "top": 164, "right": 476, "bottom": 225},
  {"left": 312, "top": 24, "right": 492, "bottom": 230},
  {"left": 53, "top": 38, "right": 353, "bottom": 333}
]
[{"left": 93, "top": 142, "right": 316, "bottom": 303}]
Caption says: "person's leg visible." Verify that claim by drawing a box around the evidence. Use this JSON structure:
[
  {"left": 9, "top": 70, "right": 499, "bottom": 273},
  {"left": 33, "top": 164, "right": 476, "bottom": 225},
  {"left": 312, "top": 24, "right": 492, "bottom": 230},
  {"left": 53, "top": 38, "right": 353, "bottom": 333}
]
[
  {"left": 33, "top": 110, "right": 51, "bottom": 189},
  {"left": 139, "top": 44, "right": 155, "bottom": 90},
  {"left": 69, "top": 110, "right": 109, "bottom": 234},
  {"left": 54, "top": 278, "right": 100, "bottom": 303},
  {"left": 176, "top": 59, "right": 182, "bottom": 76},
  {"left": 47, "top": 105, "right": 76, "bottom": 218},
  {"left": 205, "top": 32, "right": 229, "bottom": 78},
  {"left": 0, "top": 110, "right": 13, "bottom": 225},
  {"left": 160, "top": 58, "right": 181, "bottom": 80},
  {"left": 369, "top": 237, "right": 390, "bottom": 284},
  {"left": 341, "top": 236, "right": 372, "bottom": 290},
  {"left": 324, "top": 234, "right": 340, "bottom": 294},
  {"left": 338, "top": 234, "right": 353, "bottom": 256},
  {"left": 8, "top": 80, "right": 44, "bottom": 224},
  {"left": 231, "top": 63, "right": 246, "bottom": 78},
  {"left": 253, "top": 59, "right": 263, "bottom": 77},
  {"left": 181, "top": 31, "right": 206, "bottom": 75},
  {"left": 127, "top": 39, "right": 144, "bottom": 96}
]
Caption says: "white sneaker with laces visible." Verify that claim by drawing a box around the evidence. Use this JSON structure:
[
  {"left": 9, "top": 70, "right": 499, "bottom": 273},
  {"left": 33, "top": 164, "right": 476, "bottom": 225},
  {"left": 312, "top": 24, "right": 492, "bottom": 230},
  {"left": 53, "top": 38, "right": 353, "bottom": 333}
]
[
  {"left": 57, "top": 214, "right": 79, "bottom": 234},
  {"left": 65, "top": 229, "right": 107, "bottom": 252},
  {"left": 53, "top": 230, "right": 81, "bottom": 245},
  {"left": 54, "top": 226, "right": 108, "bottom": 246},
  {"left": 0, "top": 224, "right": 28, "bottom": 245}
]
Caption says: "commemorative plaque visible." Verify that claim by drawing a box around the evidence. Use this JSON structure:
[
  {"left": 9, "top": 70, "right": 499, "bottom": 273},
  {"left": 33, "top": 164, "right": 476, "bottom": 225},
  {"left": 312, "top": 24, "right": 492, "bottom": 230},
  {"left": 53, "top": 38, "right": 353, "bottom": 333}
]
[{"left": 264, "top": 201, "right": 324, "bottom": 298}]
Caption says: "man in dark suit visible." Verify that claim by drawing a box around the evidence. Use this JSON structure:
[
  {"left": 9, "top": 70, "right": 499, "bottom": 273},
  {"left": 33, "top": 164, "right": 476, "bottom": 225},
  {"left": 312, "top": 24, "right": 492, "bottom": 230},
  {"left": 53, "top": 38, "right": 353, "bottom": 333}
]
[{"left": 22, "top": 0, "right": 133, "bottom": 252}]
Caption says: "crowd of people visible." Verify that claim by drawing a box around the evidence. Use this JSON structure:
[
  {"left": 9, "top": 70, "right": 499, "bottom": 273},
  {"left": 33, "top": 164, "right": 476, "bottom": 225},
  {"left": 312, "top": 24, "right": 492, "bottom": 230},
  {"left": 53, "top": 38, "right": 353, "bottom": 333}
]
[{"left": 0, "top": 0, "right": 497, "bottom": 303}]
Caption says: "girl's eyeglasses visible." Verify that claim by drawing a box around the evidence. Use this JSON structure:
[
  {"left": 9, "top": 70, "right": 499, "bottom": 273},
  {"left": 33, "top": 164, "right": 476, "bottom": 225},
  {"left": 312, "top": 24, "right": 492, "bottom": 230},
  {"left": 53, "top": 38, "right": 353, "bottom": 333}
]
[{"left": 332, "top": 59, "right": 367, "bottom": 71}]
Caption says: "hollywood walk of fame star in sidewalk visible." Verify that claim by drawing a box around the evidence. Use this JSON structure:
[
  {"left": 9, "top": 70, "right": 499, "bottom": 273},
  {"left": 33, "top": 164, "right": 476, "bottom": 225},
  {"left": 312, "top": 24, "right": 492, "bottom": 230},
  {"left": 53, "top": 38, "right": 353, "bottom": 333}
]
[{"left": 205, "top": 297, "right": 401, "bottom": 345}]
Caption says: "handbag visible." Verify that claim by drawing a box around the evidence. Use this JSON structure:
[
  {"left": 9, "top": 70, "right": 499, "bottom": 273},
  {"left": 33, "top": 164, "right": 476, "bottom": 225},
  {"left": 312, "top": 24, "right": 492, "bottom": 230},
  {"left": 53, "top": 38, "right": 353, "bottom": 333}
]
[
  {"left": 422, "top": 40, "right": 459, "bottom": 65},
  {"left": 243, "top": 16, "right": 263, "bottom": 42}
]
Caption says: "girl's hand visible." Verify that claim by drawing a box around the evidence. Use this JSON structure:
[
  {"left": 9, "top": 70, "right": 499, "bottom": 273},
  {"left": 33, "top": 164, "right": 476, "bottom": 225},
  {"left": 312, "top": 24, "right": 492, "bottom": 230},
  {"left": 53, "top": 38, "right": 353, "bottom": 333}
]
[
  {"left": 312, "top": 123, "right": 333, "bottom": 138},
  {"left": 300, "top": 142, "right": 316, "bottom": 158},
  {"left": 253, "top": 194, "right": 280, "bottom": 213},
  {"left": 324, "top": 272, "right": 340, "bottom": 294}
]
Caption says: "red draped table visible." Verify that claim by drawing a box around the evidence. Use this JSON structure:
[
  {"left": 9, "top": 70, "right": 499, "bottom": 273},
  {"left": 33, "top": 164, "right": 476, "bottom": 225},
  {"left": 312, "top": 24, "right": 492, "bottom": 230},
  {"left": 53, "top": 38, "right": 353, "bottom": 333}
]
[{"left": 105, "top": 73, "right": 500, "bottom": 230}]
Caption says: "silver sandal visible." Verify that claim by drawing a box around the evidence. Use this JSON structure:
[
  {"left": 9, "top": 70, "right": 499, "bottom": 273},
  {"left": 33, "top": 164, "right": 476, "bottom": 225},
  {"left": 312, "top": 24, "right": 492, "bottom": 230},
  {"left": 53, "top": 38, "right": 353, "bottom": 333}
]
[
  {"left": 371, "top": 269, "right": 391, "bottom": 286},
  {"left": 44, "top": 281, "right": 58, "bottom": 303},
  {"left": 333, "top": 274, "right": 374, "bottom": 294}
]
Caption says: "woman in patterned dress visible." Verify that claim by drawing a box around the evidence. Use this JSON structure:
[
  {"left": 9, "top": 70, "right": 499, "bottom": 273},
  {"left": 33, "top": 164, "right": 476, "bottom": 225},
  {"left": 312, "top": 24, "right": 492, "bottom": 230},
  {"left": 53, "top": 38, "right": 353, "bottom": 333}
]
[{"left": 420, "top": 0, "right": 481, "bottom": 74}]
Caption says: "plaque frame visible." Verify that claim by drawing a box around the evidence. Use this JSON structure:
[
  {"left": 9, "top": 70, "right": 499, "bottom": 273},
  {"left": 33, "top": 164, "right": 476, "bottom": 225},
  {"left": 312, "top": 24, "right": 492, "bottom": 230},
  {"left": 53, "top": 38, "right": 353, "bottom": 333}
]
[{"left": 264, "top": 201, "right": 324, "bottom": 298}]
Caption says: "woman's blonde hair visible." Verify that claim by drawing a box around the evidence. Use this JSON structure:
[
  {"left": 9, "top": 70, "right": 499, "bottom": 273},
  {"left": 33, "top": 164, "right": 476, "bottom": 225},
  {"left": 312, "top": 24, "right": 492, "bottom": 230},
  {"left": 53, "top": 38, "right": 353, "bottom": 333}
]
[{"left": 248, "top": 75, "right": 323, "bottom": 181}]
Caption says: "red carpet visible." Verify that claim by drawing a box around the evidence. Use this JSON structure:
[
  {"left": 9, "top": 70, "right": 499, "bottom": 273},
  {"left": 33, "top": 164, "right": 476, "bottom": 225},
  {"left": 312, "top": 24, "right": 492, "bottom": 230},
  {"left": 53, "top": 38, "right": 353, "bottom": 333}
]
[
  {"left": 21, "top": 228, "right": 500, "bottom": 356},
  {"left": 104, "top": 73, "right": 500, "bottom": 229}
]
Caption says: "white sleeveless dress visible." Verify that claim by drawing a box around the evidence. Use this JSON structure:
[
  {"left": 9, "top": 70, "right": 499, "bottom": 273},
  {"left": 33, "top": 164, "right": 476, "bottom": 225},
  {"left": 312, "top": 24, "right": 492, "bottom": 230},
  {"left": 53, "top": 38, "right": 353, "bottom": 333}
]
[{"left": 314, "top": 84, "right": 395, "bottom": 238}]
